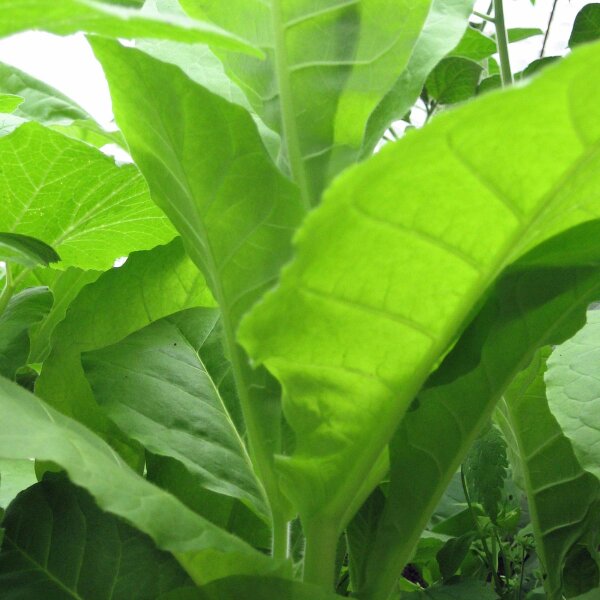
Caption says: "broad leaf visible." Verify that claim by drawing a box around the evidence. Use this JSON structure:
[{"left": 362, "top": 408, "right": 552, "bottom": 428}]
[
  {"left": 92, "top": 39, "right": 304, "bottom": 518},
  {"left": 547, "top": 311, "right": 600, "bottom": 479},
  {"left": 0, "top": 232, "right": 59, "bottom": 268},
  {"left": 0, "top": 122, "right": 176, "bottom": 270},
  {"left": 0, "top": 459, "right": 35, "bottom": 509},
  {"left": 358, "top": 221, "right": 600, "bottom": 599},
  {"left": 36, "top": 240, "right": 214, "bottom": 454},
  {"left": 0, "top": 0, "right": 260, "bottom": 55},
  {"left": 0, "top": 287, "right": 52, "bottom": 379},
  {"left": 363, "top": 0, "right": 476, "bottom": 154},
  {"left": 240, "top": 43, "right": 600, "bottom": 531},
  {"left": 498, "top": 350, "right": 600, "bottom": 599},
  {"left": 426, "top": 57, "right": 482, "bottom": 104},
  {"left": 0, "top": 478, "right": 193, "bottom": 599},
  {"left": 0, "top": 62, "right": 122, "bottom": 146},
  {"left": 570, "top": 3, "right": 600, "bottom": 49},
  {"left": 0, "top": 377, "right": 281, "bottom": 584},
  {"left": 179, "top": 0, "right": 437, "bottom": 203},
  {"left": 82, "top": 308, "right": 269, "bottom": 520}
]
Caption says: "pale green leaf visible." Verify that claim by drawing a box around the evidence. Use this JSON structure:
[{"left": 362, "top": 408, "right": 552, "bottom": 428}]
[
  {"left": 0, "top": 287, "right": 52, "bottom": 379},
  {"left": 179, "top": 0, "right": 436, "bottom": 203},
  {"left": 0, "top": 0, "right": 260, "bottom": 55},
  {"left": 0, "top": 122, "right": 176, "bottom": 270},
  {"left": 82, "top": 308, "right": 269, "bottom": 520},
  {"left": 547, "top": 311, "right": 600, "bottom": 479},
  {"left": 0, "top": 94, "right": 22, "bottom": 114},
  {"left": 0, "top": 458, "right": 35, "bottom": 509},
  {"left": 498, "top": 349, "right": 600, "bottom": 599},
  {"left": 0, "top": 376, "right": 282, "bottom": 584},
  {"left": 0, "top": 232, "right": 60, "bottom": 268},
  {"left": 358, "top": 221, "right": 600, "bottom": 599},
  {"left": 240, "top": 43, "right": 600, "bottom": 530},
  {"left": 0, "top": 478, "right": 194, "bottom": 598},
  {"left": 363, "top": 0, "right": 476, "bottom": 154}
]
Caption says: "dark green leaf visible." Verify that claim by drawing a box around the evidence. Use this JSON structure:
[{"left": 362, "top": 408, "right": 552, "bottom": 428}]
[
  {"left": 520, "top": 56, "right": 561, "bottom": 79},
  {"left": 402, "top": 579, "right": 496, "bottom": 599},
  {"left": 0, "top": 232, "right": 60, "bottom": 268},
  {"left": 0, "top": 477, "right": 193, "bottom": 599},
  {"left": 436, "top": 534, "right": 472, "bottom": 580},
  {"left": 0, "top": 287, "right": 52, "bottom": 379},
  {"left": 426, "top": 57, "right": 482, "bottom": 104},
  {"left": 563, "top": 545, "right": 600, "bottom": 597},
  {"left": 570, "top": 3, "right": 600, "bottom": 48}
]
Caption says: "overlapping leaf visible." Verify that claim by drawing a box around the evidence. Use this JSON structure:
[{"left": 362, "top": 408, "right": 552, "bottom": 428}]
[
  {"left": 0, "top": 123, "right": 176, "bottom": 270},
  {"left": 240, "top": 43, "right": 600, "bottom": 536}
]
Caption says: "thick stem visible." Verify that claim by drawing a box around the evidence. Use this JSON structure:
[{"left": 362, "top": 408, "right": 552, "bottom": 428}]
[
  {"left": 493, "top": 0, "right": 513, "bottom": 86},
  {"left": 303, "top": 520, "right": 338, "bottom": 590}
]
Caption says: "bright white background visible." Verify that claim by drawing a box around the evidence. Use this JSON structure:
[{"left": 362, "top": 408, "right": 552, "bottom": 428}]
[{"left": 0, "top": 0, "right": 594, "bottom": 130}]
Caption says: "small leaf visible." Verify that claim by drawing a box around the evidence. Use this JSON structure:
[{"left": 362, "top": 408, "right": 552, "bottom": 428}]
[
  {"left": 426, "top": 56, "right": 482, "bottom": 104},
  {"left": 0, "top": 94, "right": 22, "bottom": 113},
  {"left": 506, "top": 27, "right": 544, "bottom": 43},
  {"left": 0, "top": 477, "right": 193, "bottom": 598},
  {"left": 463, "top": 424, "right": 508, "bottom": 522},
  {"left": 450, "top": 26, "right": 496, "bottom": 61},
  {"left": 436, "top": 533, "right": 473, "bottom": 581},
  {"left": 570, "top": 3, "right": 600, "bottom": 49},
  {"left": 0, "top": 232, "right": 60, "bottom": 268}
]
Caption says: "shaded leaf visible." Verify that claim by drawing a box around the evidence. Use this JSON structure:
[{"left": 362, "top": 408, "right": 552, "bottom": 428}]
[
  {"left": 570, "top": 3, "right": 600, "bottom": 48},
  {"left": 426, "top": 56, "right": 482, "bottom": 104},
  {"left": 403, "top": 580, "right": 496, "bottom": 599},
  {"left": 0, "top": 122, "right": 176, "bottom": 270},
  {"left": 0, "top": 232, "right": 60, "bottom": 268},
  {"left": 0, "top": 375, "right": 283, "bottom": 584},
  {"left": 0, "top": 0, "right": 260, "bottom": 55},
  {"left": 0, "top": 477, "right": 193, "bottom": 599},
  {"left": 436, "top": 533, "right": 472, "bottom": 580}
]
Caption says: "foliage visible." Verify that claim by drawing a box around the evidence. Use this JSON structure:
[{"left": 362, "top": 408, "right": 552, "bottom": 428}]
[{"left": 0, "top": 1, "right": 599, "bottom": 599}]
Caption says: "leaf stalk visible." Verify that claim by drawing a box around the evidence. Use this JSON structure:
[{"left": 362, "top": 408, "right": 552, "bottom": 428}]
[{"left": 493, "top": 0, "right": 513, "bottom": 86}]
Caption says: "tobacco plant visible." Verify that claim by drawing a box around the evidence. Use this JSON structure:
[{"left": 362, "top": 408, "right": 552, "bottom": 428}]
[{"left": 0, "top": 0, "right": 600, "bottom": 598}]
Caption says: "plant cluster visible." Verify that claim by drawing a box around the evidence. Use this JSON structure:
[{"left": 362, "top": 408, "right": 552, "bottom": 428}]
[{"left": 0, "top": 0, "right": 600, "bottom": 598}]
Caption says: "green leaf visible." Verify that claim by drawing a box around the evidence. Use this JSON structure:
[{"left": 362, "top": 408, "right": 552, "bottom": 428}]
[
  {"left": 359, "top": 220, "right": 600, "bottom": 600},
  {"left": 0, "top": 122, "right": 176, "bottom": 270},
  {"left": 0, "top": 94, "right": 22, "bottom": 113},
  {"left": 402, "top": 580, "right": 497, "bottom": 599},
  {"left": 426, "top": 57, "right": 482, "bottom": 104},
  {"left": 179, "top": 0, "right": 437, "bottom": 203},
  {"left": 435, "top": 533, "right": 472, "bottom": 581},
  {"left": 519, "top": 56, "right": 561, "bottom": 79},
  {"left": 0, "top": 62, "right": 122, "bottom": 147},
  {"left": 450, "top": 26, "right": 496, "bottom": 61},
  {"left": 546, "top": 311, "right": 600, "bottom": 479},
  {"left": 570, "top": 3, "right": 600, "bottom": 49},
  {"left": 463, "top": 424, "right": 508, "bottom": 522},
  {"left": 497, "top": 350, "right": 600, "bottom": 599},
  {"left": 240, "top": 43, "right": 600, "bottom": 532},
  {"left": 0, "top": 287, "right": 52, "bottom": 379},
  {"left": 0, "top": 376, "right": 283, "bottom": 584},
  {"left": 0, "top": 232, "right": 60, "bottom": 268},
  {"left": 27, "top": 267, "right": 102, "bottom": 364},
  {"left": 506, "top": 27, "right": 543, "bottom": 43},
  {"left": 569, "top": 587, "right": 600, "bottom": 600},
  {"left": 563, "top": 545, "right": 600, "bottom": 598},
  {"left": 36, "top": 239, "right": 214, "bottom": 453},
  {"left": 82, "top": 308, "right": 269, "bottom": 520},
  {"left": 477, "top": 75, "right": 502, "bottom": 96},
  {"left": 0, "top": 0, "right": 260, "bottom": 55},
  {"left": 0, "top": 477, "right": 194, "bottom": 599},
  {"left": 363, "top": 0, "right": 476, "bottom": 155},
  {"left": 0, "top": 459, "right": 35, "bottom": 509},
  {"left": 91, "top": 39, "right": 304, "bottom": 518}
]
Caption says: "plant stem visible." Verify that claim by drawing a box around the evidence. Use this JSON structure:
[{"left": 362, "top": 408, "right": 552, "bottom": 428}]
[
  {"left": 0, "top": 263, "right": 14, "bottom": 316},
  {"left": 303, "top": 520, "right": 338, "bottom": 590},
  {"left": 493, "top": 0, "right": 513, "bottom": 86},
  {"left": 540, "top": 0, "right": 559, "bottom": 58},
  {"left": 271, "top": 511, "right": 289, "bottom": 562},
  {"left": 474, "top": 10, "right": 495, "bottom": 23}
]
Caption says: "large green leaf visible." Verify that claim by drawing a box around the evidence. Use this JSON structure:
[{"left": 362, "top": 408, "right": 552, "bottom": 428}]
[
  {"left": 0, "top": 122, "right": 176, "bottom": 270},
  {"left": 363, "top": 0, "right": 476, "bottom": 155},
  {"left": 0, "top": 287, "right": 52, "bottom": 379},
  {"left": 240, "top": 44, "right": 600, "bottom": 531},
  {"left": 91, "top": 39, "right": 304, "bottom": 521},
  {"left": 497, "top": 350, "right": 600, "bottom": 599},
  {"left": 0, "top": 459, "right": 35, "bottom": 509},
  {"left": 179, "top": 0, "right": 436, "bottom": 204},
  {"left": 357, "top": 221, "right": 600, "bottom": 600},
  {"left": 0, "top": 478, "right": 193, "bottom": 599},
  {"left": 0, "top": 0, "right": 259, "bottom": 55},
  {"left": 546, "top": 311, "right": 600, "bottom": 479},
  {"left": 36, "top": 240, "right": 213, "bottom": 447},
  {"left": 0, "top": 377, "right": 281, "bottom": 584},
  {"left": 82, "top": 308, "right": 269, "bottom": 520}
]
